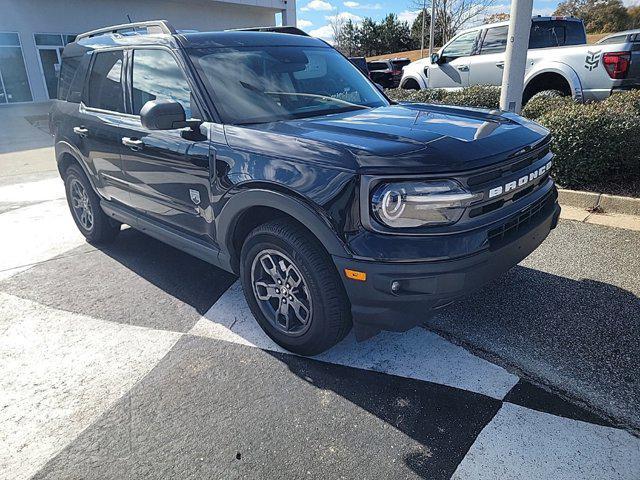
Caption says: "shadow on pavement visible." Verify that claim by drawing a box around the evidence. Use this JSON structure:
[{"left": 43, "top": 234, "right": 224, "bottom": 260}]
[
  {"left": 0, "top": 228, "right": 236, "bottom": 332},
  {"left": 428, "top": 265, "right": 640, "bottom": 433}
]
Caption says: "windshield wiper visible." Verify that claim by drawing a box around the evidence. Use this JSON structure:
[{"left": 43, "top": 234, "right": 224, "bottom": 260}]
[{"left": 265, "top": 91, "right": 370, "bottom": 109}]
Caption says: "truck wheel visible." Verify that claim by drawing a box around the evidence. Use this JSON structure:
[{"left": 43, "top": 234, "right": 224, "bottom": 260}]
[
  {"left": 63, "top": 164, "right": 120, "bottom": 244},
  {"left": 525, "top": 89, "right": 565, "bottom": 104},
  {"left": 240, "top": 219, "right": 352, "bottom": 356}
]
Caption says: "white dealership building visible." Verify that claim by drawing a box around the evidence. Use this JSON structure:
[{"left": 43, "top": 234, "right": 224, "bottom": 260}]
[{"left": 0, "top": 0, "right": 296, "bottom": 104}]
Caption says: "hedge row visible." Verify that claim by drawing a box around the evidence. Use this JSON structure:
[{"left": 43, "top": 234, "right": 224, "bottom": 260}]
[{"left": 386, "top": 87, "right": 640, "bottom": 195}]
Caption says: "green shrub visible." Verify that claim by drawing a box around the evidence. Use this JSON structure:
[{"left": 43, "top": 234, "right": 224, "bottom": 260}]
[
  {"left": 386, "top": 85, "right": 499, "bottom": 109},
  {"left": 536, "top": 100, "right": 640, "bottom": 190},
  {"left": 521, "top": 95, "right": 576, "bottom": 120},
  {"left": 386, "top": 86, "right": 640, "bottom": 194},
  {"left": 386, "top": 88, "right": 446, "bottom": 103},
  {"left": 439, "top": 85, "right": 500, "bottom": 109}
]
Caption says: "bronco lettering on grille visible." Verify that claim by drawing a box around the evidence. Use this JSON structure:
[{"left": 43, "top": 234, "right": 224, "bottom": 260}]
[{"left": 488, "top": 161, "right": 552, "bottom": 199}]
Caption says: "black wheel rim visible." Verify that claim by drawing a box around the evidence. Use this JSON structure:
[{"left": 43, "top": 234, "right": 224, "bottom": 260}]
[
  {"left": 70, "top": 178, "right": 93, "bottom": 231},
  {"left": 251, "top": 249, "right": 313, "bottom": 337}
]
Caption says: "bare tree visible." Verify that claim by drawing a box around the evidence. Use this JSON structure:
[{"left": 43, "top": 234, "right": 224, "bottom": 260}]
[
  {"left": 328, "top": 12, "right": 347, "bottom": 50},
  {"left": 412, "top": 0, "right": 495, "bottom": 44}
]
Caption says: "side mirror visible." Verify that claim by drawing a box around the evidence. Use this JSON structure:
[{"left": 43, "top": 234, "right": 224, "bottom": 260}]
[
  {"left": 430, "top": 53, "right": 441, "bottom": 65},
  {"left": 140, "top": 99, "right": 201, "bottom": 130}
]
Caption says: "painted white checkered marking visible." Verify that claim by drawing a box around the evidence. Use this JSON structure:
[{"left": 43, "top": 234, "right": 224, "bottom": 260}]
[{"left": 0, "top": 292, "right": 182, "bottom": 480}]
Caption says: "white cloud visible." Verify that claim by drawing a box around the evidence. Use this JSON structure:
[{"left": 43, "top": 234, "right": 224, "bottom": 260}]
[
  {"left": 297, "top": 19, "right": 314, "bottom": 28},
  {"left": 360, "top": 3, "right": 382, "bottom": 8},
  {"left": 325, "top": 11, "right": 363, "bottom": 22},
  {"left": 398, "top": 10, "right": 420, "bottom": 24},
  {"left": 309, "top": 24, "right": 334, "bottom": 40},
  {"left": 300, "top": 0, "right": 334, "bottom": 11},
  {"left": 344, "top": 1, "right": 359, "bottom": 6},
  {"left": 532, "top": 7, "right": 554, "bottom": 16}
]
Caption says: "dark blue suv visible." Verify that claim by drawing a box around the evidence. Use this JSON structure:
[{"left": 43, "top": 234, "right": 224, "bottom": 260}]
[{"left": 51, "top": 21, "right": 560, "bottom": 355}]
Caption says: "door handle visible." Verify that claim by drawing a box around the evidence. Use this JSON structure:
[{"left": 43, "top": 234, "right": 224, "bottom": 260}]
[
  {"left": 496, "top": 62, "right": 505, "bottom": 68},
  {"left": 456, "top": 65, "right": 469, "bottom": 72},
  {"left": 73, "top": 126, "right": 88, "bottom": 137},
  {"left": 122, "top": 137, "right": 144, "bottom": 151}
]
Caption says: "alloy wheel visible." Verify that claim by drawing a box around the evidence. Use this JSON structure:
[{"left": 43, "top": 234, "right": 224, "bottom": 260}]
[
  {"left": 69, "top": 178, "right": 94, "bottom": 231},
  {"left": 250, "top": 249, "right": 313, "bottom": 337}
]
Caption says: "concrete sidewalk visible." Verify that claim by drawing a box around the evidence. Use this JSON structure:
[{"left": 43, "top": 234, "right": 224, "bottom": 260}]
[{"left": 0, "top": 103, "right": 55, "bottom": 186}]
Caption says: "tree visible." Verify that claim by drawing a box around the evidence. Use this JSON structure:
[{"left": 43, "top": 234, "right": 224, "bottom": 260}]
[
  {"left": 341, "top": 19, "right": 359, "bottom": 56},
  {"left": 328, "top": 13, "right": 347, "bottom": 51},
  {"left": 484, "top": 12, "right": 509, "bottom": 23},
  {"left": 412, "top": 0, "right": 495, "bottom": 43},
  {"left": 410, "top": 10, "right": 445, "bottom": 51},
  {"left": 628, "top": 5, "right": 640, "bottom": 29},
  {"left": 554, "top": 0, "right": 630, "bottom": 33}
]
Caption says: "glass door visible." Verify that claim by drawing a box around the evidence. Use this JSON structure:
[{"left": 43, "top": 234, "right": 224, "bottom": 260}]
[
  {"left": 37, "top": 48, "right": 61, "bottom": 99},
  {"left": 34, "top": 33, "right": 75, "bottom": 100}
]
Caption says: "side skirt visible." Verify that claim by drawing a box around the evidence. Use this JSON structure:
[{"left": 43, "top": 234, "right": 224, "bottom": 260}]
[{"left": 100, "top": 200, "right": 231, "bottom": 272}]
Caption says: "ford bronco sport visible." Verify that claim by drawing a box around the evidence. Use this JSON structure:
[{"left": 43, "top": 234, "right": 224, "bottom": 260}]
[{"left": 51, "top": 21, "right": 560, "bottom": 355}]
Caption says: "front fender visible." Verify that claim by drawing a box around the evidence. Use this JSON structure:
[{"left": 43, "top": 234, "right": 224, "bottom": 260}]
[
  {"left": 215, "top": 188, "right": 351, "bottom": 272},
  {"left": 525, "top": 62, "right": 584, "bottom": 102}
]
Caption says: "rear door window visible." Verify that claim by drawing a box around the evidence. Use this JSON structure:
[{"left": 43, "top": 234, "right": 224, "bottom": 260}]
[
  {"left": 480, "top": 26, "right": 509, "bottom": 54},
  {"left": 85, "top": 50, "right": 125, "bottom": 113},
  {"left": 367, "top": 61, "right": 389, "bottom": 71}
]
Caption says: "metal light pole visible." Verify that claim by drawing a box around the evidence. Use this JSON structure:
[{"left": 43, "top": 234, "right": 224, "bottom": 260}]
[
  {"left": 500, "top": 0, "right": 534, "bottom": 113},
  {"left": 420, "top": 0, "right": 427, "bottom": 58},
  {"left": 429, "top": 0, "right": 435, "bottom": 57}
]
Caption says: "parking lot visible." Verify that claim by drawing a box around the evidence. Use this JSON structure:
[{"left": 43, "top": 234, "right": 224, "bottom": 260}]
[{"left": 1, "top": 105, "right": 639, "bottom": 479}]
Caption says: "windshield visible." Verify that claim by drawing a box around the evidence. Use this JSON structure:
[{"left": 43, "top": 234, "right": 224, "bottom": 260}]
[{"left": 190, "top": 46, "right": 388, "bottom": 125}]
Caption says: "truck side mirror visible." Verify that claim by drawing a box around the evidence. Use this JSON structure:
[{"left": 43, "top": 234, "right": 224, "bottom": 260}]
[
  {"left": 140, "top": 99, "right": 201, "bottom": 130},
  {"left": 430, "top": 53, "right": 441, "bottom": 64}
]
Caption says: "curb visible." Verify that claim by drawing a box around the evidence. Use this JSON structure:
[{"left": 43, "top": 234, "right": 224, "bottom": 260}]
[{"left": 558, "top": 189, "right": 640, "bottom": 216}]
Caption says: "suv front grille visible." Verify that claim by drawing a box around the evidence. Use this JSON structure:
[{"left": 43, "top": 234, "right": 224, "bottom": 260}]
[{"left": 487, "top": 189, "right": 556, "bottom": 250}]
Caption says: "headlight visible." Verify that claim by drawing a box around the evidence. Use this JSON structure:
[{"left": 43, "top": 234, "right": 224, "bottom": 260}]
[{"left": 371, "top": 180, "right": 482, "bottom": 228}]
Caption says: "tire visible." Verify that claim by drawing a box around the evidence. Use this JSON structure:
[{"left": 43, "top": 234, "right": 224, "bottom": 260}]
[
  {"left": 240, "top": 219, "right": 352, "bottom": 356},
  {"left": 524, "top": 89, "right": 565, "bottom": 104},
  {"left": 63, "top": 164, "right": 120, "bottom": 244}
]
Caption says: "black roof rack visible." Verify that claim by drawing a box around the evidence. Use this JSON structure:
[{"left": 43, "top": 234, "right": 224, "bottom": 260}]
[
  {"left": 76, "top": 20, "right": 176, "bottom": 40},
  {"left": 226, "top": 26, "right": 309, "bottom": 36}
]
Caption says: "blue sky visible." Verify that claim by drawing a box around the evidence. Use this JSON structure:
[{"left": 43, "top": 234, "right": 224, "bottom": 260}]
[{"left": 296, "top": 0, "right": 572, "bottom": 41}]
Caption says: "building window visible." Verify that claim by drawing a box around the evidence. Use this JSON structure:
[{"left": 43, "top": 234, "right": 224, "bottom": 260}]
[
  {"left": 34, "top": 33, "right": 77, "bottom": 100},
  {"left": 0, "top": 32, "right": 32, "bottom": 103}
]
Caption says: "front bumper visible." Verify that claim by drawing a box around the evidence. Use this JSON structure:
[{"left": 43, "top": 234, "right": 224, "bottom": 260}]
[{"left": 333, "top": 197, "right": 560, "bottom": 339}]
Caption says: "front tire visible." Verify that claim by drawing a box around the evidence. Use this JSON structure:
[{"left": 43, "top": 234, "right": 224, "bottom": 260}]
[
  {"left": 240, "top": 219, "right": 352, "bottom": 356},
  {"left": 63, "top": 164, "right": 120, "bottom": 244}
]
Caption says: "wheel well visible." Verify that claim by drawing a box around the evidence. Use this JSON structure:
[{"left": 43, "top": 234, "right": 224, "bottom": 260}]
[
  {"left": 57, "top": 152, "right": 81, "bottom": 177},
  {"left": 401, "top": 78, "right": 421, "bottom": 90},
  {"left": 523, "top": 72, "right": 571, "bottom": 102},
  {"left": 229, "top": 206, "right": 329, "bottom": 273}
]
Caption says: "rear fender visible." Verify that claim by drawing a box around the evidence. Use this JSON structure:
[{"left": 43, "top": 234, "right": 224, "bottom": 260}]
[{"left": 525, "top": 62, "right": 583, "bottom": 102}]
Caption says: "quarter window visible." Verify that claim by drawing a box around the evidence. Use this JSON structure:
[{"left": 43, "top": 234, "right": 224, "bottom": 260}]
[
  {"left": 131, "top": 49, "right": 192, "bottom": 117},
  {"left": 85, "top": 50, "right": 125, "bottom": 113},
  {"left": 481, "top": 26, "right": 509, "bottom": 54}
]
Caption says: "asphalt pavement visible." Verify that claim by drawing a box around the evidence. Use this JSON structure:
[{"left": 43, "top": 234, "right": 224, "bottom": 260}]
[{"left": 1, "top": 105, "right": 639, "bottom": 479}]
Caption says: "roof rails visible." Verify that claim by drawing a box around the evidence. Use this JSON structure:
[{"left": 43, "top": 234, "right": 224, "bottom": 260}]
[
  {"left": 226, "top": 26, "right": 309, "bottom": 36},
  {"left": 76, "top": 20, "right": 176, "bottom": 41}
]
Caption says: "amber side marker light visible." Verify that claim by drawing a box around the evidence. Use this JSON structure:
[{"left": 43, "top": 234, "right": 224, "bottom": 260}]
[{"left": 344, "top": 269, "right": 367, "bottom": 281}]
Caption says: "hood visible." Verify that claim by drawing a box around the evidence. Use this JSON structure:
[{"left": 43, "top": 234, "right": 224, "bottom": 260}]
[{"left": 224, "top": 103, "right": 549, "bottom": 174}]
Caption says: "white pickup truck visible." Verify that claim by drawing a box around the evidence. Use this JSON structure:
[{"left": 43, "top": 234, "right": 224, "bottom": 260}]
[{"left": 400, "top": 17, "right": 640, "bottom": 103}]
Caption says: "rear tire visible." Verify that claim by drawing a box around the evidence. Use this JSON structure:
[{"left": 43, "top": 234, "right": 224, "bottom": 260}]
[
  {"left": 63, "top": 164, "right": 120, "bottom": 244},
  {"left": 524, "top": 89, "right": 565, "bottom": 104},
  {"left": 240, "top": 219, "right": 352, "bottom": 356}
]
